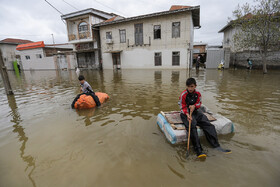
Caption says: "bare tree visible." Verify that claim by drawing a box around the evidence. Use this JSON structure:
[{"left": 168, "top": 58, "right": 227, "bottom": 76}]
[{"left": 232, "top": 0, "right": 280, "bottom": 73}]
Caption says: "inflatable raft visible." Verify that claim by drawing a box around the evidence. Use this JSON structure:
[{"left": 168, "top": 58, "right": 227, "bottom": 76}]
[
  {"left": 157, "top": 105, "right": 234, "bottom": 144},
  {"left": 71, "top": 92, "right": 109, "bottom": 109}
]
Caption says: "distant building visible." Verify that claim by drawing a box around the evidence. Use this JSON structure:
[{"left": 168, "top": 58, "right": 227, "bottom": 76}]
[
  {"left": 0, "top": 38, "right": 32, "bottom": 70},
  {"left": 16, "top": 41, "right": 76, "bottom": 70},
  {"left": 93, "top": 5, "right": 200, "bottom": 69},
  {"left": 219, "top": 19, "right": 280, "bottom": 69},
  {"left": 61, "top": 8, "right": 118, "bottom": 69},
  {"left": 193, "top": 42, "right": 207, "bottom": 67}
]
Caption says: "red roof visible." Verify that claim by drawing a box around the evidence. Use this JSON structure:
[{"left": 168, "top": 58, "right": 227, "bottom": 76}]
[
  {"left": 169, "top": 5, "right": 192, "bottom": 11},
  {"left": 16, "top": 41, "right": 45, "bottom": 51},
  {"left": 104, "top": 16, "right": 118, "bottom": 23},
  {"left": 0, "top": 38, "right": 33, "bottom": 44}
]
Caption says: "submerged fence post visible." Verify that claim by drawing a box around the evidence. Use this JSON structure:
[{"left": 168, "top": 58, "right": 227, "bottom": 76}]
[{"left": 0, "top": 49, "right": 14, "bottom": 95}]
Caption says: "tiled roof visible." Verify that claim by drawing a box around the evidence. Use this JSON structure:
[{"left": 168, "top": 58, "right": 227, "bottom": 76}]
[
  {"left": 16, "top": 41, "right": 45, "bottom": 51},
  {"left": 169, "top": 5, "right": 191, "bottom": 11},
  {"left": 94, "top": 6, "right": 200, "bottom": 27},
  {"left": 0, "top": 38, "right": 33, "bottom": 44},
  {"left": 104, "top": 16, "right": 118, "bottom": 23}
]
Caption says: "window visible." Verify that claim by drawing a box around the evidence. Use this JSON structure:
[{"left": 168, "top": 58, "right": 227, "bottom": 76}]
[
  {"left": 36, "top": 54, "right": 42, "bottom": 58},
  {"left": 172, "top": 52, "right": 180, "bottom": 66},
  {"left": 119, "top": 29, "right": 126, "bottom": 43},
  {"left": 135, "top": 23, "right": 143, "bottom": 45},
  {"left": 106, "top": 32, "right": 112, "bottom": 39},
  {"left": 154, "top": 25, "right": 161, "bottom": 39},
  {"left": 78, "top": 22, "right": 88, "bottom": 32},
  {"left": 172, "top": 22, "right": 180, "bottom": 38},
  {"left": 25, "top": 55, "right": 30, "bottom": 60},
  {"left": 154, "top": 52, "right": 162, "bottom": 66}
]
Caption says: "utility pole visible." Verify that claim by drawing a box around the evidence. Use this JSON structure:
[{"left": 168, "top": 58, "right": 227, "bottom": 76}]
[{"left": 0, "top": 49, "right": 13, "bottom": 95}]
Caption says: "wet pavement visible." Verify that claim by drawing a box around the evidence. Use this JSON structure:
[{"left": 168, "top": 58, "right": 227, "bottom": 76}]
[{"left": 0, "top": 69, "right": 280, "bottom": 186}]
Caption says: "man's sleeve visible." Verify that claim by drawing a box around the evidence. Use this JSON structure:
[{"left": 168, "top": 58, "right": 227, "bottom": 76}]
[
  {"left": 195, "top": 92, "right": 202, "bottom": 109},
  {"left": 86, "top": 82, "right": 94, "bottom": 93},
  {"left": 179, "top": 92, "right": 188, "bottom": 115}
]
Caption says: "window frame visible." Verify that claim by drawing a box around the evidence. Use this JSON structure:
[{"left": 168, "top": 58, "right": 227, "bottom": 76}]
[
  {"left": 154, "top": 25, "right": 161, "bottom": 39},
  {"left": 36, "top": 54, "right": 42, "bottom": 59},
  {"left": 25, "top": 55, "right": 31, "bottom": 60},
  {"left": 78, "top": 22, "right": 88, "bottom": 33},
  {"left": 119, "top": 29, "right": 126, "bottom": 43},
  {"left": 172, "top": 22, "right": 180, "bottom": 38},
  {"left": 154, "top": 52, "right": 162, "bottom": 66},
  {"left": 172, "top": 51, "right": 180, "bottom": 66},
  {"left": 106, "top": 31, "right": 112, "bottom": 39}
]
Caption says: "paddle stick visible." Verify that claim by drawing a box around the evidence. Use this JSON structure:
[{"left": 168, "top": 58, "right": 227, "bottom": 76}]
[{"left": 187, "top": 111, "right": 193, "bottom": 156}]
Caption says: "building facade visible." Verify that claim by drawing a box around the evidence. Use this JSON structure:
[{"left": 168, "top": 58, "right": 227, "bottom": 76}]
[
  {"left": 16, "top": 41, "right": 76, "bottom": 70},
  {"left": 219, "top": 21, "right": 280, "bottom": 69},
  {"left": 94, "top": 6, "right": 200, "bottom": 69},
  {"left": 61, "top": 8, "right": 118, "bottom": 69},
  {"left": 0, "top": 38, "right": 32, "bottom": 70}
]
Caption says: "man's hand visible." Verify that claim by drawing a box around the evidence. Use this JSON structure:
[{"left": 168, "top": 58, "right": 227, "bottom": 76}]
[
  {"left": 189, "top": 105, "right": 195, "bottom": 113},
  {"left": 187, "top": 113, "right": 192, "bottom": 121}
]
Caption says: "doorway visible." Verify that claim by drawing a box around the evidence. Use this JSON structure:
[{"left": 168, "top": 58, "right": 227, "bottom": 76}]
[{"left": 112, "top": 53, "right": 121, "bottom": 69}]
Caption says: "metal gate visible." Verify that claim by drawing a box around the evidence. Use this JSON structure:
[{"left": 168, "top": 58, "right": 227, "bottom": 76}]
[{"left": 206, "top": 49, "right": 225, "bottom": 69}]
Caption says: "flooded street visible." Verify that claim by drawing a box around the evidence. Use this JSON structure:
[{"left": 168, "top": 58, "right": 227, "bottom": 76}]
[{"left": 0, "top": 69, "right": 280, "bottom": 186}]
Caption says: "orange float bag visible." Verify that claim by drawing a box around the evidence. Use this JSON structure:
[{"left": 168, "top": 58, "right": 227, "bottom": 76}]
[{"left": 71, "top": 92, "right": 109, "bottom": 109}]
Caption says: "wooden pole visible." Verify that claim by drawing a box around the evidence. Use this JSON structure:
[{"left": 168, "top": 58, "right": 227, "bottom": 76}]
[{"left": 0, "top": 49, "right": 13, "bottom": 95}]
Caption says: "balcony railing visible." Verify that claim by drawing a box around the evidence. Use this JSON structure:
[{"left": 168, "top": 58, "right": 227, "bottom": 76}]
[
  {"left": 79, "top": 31, "right": 90, "bottom": 39},
  {"left": 68, "top": 31, "right": 91, "bottom": 41},
  {"left": 68, "top": 34, "right": 76, "bottom": 41}
]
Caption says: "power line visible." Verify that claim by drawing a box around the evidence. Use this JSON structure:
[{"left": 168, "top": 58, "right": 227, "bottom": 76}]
[
  {"left": 44, "top": 0, "right": 64, "bottom": 15},
  {"left": 62, "top": 0, "right": 79, "bottom": 11},
  {"left": 93, "top": 0, "right": 127, "bottom": 17}
]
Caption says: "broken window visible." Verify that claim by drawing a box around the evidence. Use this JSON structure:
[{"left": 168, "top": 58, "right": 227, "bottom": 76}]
[
  {"left": 154, "top": 25, "right": 161, "bottom": 39},
  {"left": 135, "top": 23, "right": 143, "bottom": 45},
  {"left": 106, "top": 32, "right": 112, "bottom": 39},
  {"left": 119, "top": 29, "right": 126, "bottom": 43},
  {"left": 172, "top": 52, "right": 180, "bottom": 66},
  {"left": 172, "top": 22, "right": 180, "bottom": 38},
  {"left": 154, "top": 52, "right": 162, "bottom": 66}
]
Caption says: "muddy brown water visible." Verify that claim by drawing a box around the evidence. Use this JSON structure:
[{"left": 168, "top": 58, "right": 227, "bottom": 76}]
[{"left": 0, "top": 69, "right": 280, "bottom": 186}]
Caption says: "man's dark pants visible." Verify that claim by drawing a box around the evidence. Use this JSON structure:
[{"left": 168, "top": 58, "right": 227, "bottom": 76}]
[{"left": 180, "top": 110, "right": 220, "bottom": 154}]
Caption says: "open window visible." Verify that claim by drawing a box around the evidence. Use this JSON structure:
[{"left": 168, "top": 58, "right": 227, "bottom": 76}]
[{"left": 154, "top": 25, "right": 161, "bottom": 39}]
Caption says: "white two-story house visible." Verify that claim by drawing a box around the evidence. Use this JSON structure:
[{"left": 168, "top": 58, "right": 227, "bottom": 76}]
[{"left": 93, "top": 5, "right": 200, "bottom": 69}]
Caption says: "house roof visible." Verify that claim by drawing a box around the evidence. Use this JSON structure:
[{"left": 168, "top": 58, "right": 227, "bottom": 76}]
[
  {"left": 169, "top": 5, "right": 192, "bottom": 11},
  {"left": 16, "top": 41, "right": 45, "bottom": 51},
  {"left": 93, "top": 6, "right": 200, "bottom": 27},
  {"left": 61, "top": 8, "right": 116, "bottom": 20},
  {"left": 0, "top": 38, "right": 33, "bottom": 45}
]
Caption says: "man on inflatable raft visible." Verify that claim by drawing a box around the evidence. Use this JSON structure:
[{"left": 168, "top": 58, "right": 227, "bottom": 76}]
[{"left": 71, "top": 75, "right": 109, "bottom": 109}]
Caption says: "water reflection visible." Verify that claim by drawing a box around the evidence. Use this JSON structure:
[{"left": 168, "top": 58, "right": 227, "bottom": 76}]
[{"left": 7, "top": 95, "right": 36, "bottom": 187}]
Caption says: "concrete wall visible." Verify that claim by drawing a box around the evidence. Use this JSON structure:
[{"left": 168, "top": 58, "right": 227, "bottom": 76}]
[
  {"left": 230, "top": 50, "right": 280, "bottom": 69},
  {"left": 99, "top": 12, "right": 193, "bottom": 69},
  {"left": 16, "top": 48, "right": 76, "bottom": 70},
  {"left": 0, "top": 43, "right": 17, "bottom": 70}
]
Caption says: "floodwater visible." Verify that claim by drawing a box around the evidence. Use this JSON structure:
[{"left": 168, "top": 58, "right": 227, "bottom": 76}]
[{"left": 0, "top": 69, "right": 280, "bottom": 187}]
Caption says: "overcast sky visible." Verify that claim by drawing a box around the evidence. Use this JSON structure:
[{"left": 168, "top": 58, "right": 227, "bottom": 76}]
[{"left": 0, "top": 0, "right": 256, "bottom": 45}]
